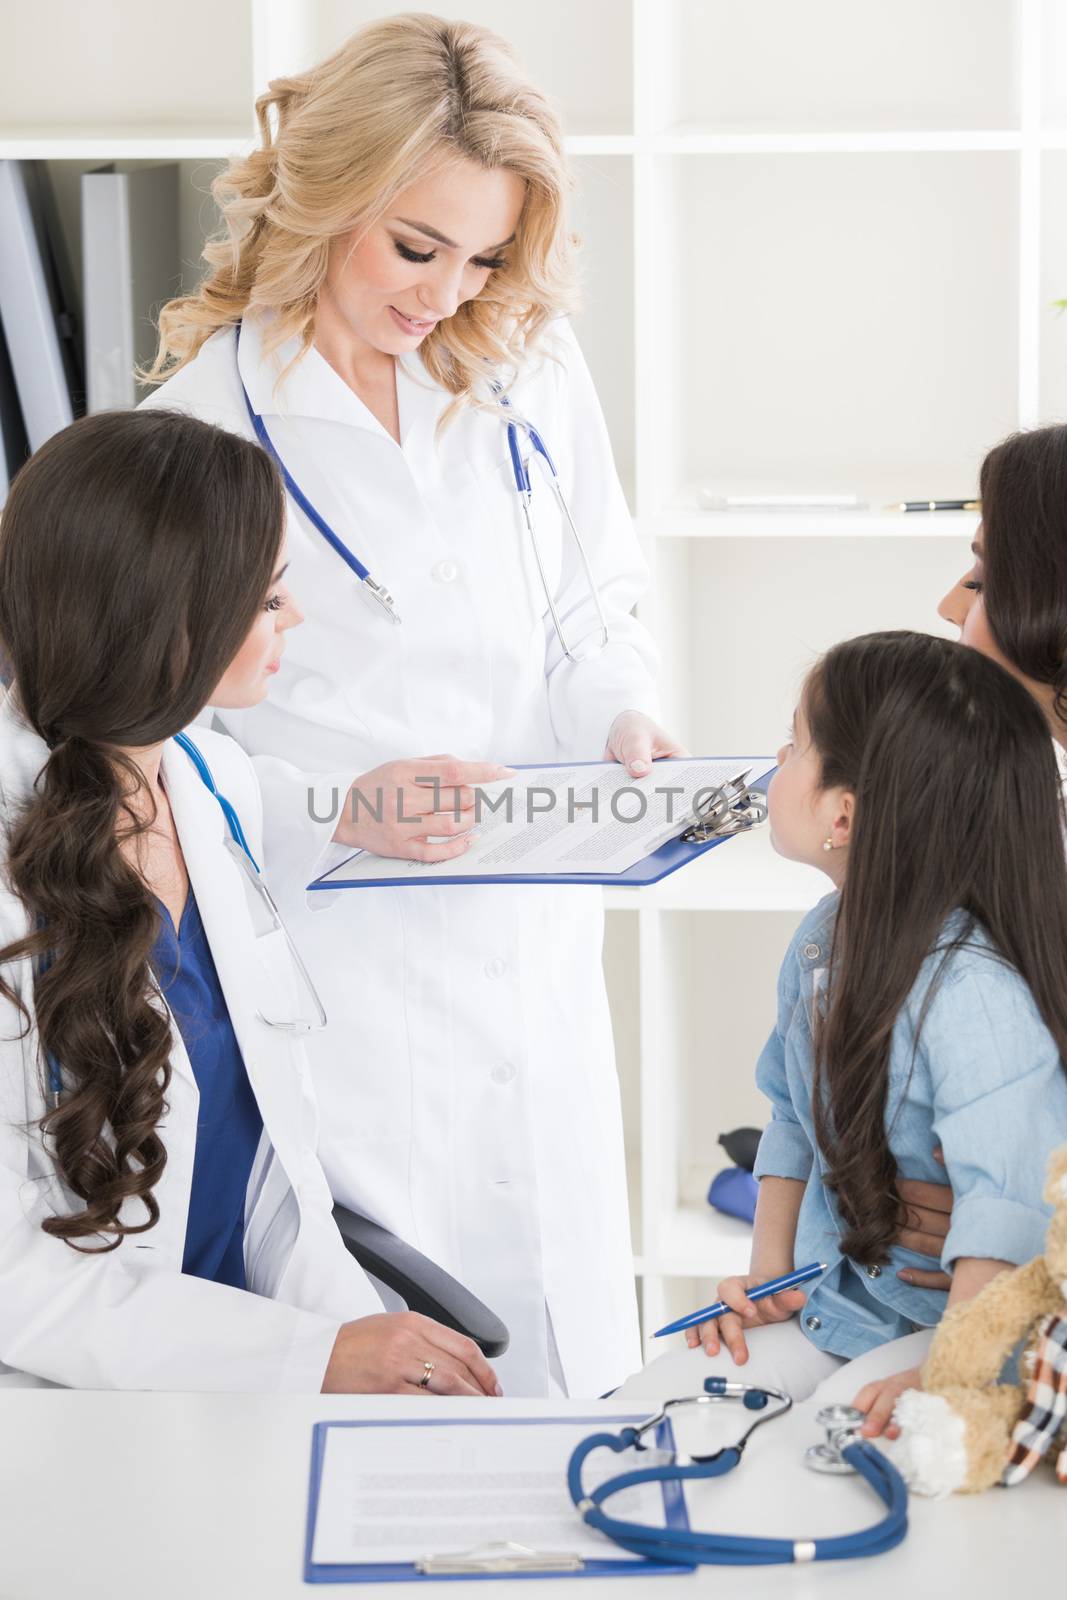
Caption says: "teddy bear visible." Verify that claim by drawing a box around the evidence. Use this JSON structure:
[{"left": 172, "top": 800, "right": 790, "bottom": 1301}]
[{"left": 888, "top": 1142, "right": 1067, "bottom": 1496}]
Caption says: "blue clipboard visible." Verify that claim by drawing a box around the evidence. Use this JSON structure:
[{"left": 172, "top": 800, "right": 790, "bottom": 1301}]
[
  {"left": 303, "top": 1415, "right": 693, "bottom": 1583},
  {"left": 308, "top": 761, "right": 774, "bottom": 893}
]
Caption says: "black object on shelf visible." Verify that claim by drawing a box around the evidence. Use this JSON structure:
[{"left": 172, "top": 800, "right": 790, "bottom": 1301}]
[{"left": 718, "top": 1127, "right": 762, "bottom": 1173}]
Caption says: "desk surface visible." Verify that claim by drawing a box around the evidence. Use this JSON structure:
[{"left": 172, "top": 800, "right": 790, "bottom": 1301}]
[{"left": 0, "top": 1391, "right": 1058, "bottom": 1599}]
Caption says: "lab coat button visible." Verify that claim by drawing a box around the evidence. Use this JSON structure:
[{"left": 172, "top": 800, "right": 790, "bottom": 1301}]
[
  {"left": 803, "top": 943, "right": 821, "bottom": 960},
  {"left": 490, "top": 1061, "right": 517, "bottom": 1085},
  {"left": 484, "top": 957, "right": 508, "bottom": 979},
  {"left": 805, "top": 1314, "right": 822, "bottom": 1331},
  {"left": 431, "top": 559, "right": 460, "bottom": 583},
  {"left": 865, "top": 1263, "right": 882, "bottom": 1278}
]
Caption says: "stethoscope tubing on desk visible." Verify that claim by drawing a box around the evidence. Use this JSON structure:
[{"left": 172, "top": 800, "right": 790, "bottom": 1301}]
[
  {"left": 568, "top": 1429, "right": 737, "bottom": 1565},
  {"left": 567, "top": 1407, "right": 909, "bottom": 1567}
]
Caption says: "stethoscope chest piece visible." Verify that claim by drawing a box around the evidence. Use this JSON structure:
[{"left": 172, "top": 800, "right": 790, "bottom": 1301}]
[{"left": 805, "top": 1404, "right": 866, "bottom": 1474}]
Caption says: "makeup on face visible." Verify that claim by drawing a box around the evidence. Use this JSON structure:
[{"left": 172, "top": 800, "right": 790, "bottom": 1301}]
[
  {"left": 937, "top": 535, "right": 985, "bottom": 635},
  {"left": 319, "top": 160, "right": 526, "bottom": 359},
  {"left": 211, "top": 551, "right": 303, "bottom": 709},
  {"left": 935, "top": 530, "right": 1019, "bottom": 673}
]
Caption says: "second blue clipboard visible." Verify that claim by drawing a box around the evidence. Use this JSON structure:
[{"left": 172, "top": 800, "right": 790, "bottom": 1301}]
[{"left": 308, "top": 761, "right": 775, "bottom": 893}]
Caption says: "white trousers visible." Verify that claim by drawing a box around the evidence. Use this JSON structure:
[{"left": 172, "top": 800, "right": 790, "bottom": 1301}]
[{"left": 613, "top": 1321, "right": 936, "bottom": 1409}]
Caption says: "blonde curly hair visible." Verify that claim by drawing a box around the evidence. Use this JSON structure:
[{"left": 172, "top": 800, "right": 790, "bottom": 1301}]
[{"left": 145, "top": 13, "right": 577, "bottom": 412}]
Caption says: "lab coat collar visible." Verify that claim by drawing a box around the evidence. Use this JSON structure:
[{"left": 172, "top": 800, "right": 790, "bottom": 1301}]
[
  {"left": 160, "top": 736, "right": 275, "bottom": 1038},
  {"left": 161, "top": 736, "right": 311, "bottom": 1180},
  {"left": 237, "top": 308, "right": 445, "bottom": 450}
]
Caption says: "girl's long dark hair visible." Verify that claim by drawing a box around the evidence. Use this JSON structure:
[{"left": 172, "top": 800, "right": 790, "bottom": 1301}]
[
  {"left": 980, "top": 423, "right": 1067, "bottom": 723},
  {"left": 0, "top": 409, "right": 284, "bottom": 1249},
  {"left": 806, "top": 630, "right": 1067, "bottom": 1265}
]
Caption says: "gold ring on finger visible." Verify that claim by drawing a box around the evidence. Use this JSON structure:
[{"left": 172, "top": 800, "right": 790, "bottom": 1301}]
[{"left": 417, "top": 1360, "right": 435, "bottom": 1390}]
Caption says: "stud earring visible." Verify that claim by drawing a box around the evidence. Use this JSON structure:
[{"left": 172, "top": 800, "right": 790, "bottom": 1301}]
[{"left": 822, "top": 836, "right": 834, "bottom": 852}]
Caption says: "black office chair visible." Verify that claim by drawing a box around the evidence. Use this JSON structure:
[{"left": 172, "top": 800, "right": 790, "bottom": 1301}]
[{"left": 333, "top": 1204, "right": 509, "bottom": 1358}]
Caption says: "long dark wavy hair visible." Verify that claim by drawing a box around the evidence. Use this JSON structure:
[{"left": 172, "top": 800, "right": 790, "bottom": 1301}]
[
  {"left": 0, "top": 409, "right": 284, "bottom": 1249},
  {"left": 980, "top": 423, "right": 1067, "bottom": 723},
  {"left": 805, "top": 630, "right": 1067, "bottom": 1265}
]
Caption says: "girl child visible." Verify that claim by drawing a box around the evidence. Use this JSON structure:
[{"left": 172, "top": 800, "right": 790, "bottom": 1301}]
[
  {"left": 620, "top": 629, "right": 1067, "bottom": 1432},
  {"left": 0, "top": 409, "right": 498, "bottom": 1395}
]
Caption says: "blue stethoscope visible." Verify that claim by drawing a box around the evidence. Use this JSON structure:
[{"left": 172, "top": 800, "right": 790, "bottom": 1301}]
[
  {"left": 235, "top": 321, "right": 610, "bottom": 664},
  {"left": 568, "top": 1380, "right": 908, "bottom": 1567},
  {"left": 43, "top": 733, "right": 326, "bottom": 1108}
]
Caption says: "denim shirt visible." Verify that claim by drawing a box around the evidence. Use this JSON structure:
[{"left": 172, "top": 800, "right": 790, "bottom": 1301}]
[{"left": 753, "top": 891, "right": 1067, "bottom": 1359}]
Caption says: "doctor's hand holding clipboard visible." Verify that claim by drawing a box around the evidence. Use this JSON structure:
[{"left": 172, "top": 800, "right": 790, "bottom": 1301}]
[
  {"left": 140, "top": 15, "right": 686, "bottom": 1398},
  {"left": 327, "top": 710, "right": 687, "bottom": 866}
]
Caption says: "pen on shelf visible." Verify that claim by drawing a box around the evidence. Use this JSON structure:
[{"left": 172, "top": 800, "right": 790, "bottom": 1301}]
[
  {"left": 698, "top": 491, "right": 866, "bottom": 511},
  {"left": 886, "top": 499, "right": 981, "bottom": 513},
  {"left": 652, "top": 1261, "right": 827, "bottom": 1338}
]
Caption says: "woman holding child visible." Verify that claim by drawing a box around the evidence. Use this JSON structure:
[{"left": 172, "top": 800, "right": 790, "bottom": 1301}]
[{"left": 621, "top": 424, "right": 1067, "bottom": 1431}]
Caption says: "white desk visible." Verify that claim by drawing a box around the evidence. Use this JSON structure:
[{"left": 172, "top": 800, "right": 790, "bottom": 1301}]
[{"left": 0, "top": 1390, "right": 1057, "bottom": 1599}]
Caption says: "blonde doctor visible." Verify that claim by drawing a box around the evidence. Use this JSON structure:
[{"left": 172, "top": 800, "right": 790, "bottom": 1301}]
[
  {"left": 0, "top": 409, "right": 499, "bottom": 1397},
  {"left": 142, "top": 15, "right": 681, "bottom": 1395}
]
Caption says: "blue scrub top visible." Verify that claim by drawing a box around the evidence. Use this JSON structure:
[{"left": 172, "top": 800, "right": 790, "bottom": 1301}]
[{"left": 151, "top": 887, "right": 264, "bottom": 1290}]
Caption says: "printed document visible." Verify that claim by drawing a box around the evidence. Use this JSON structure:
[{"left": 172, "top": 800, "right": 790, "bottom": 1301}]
[
  {"left": 310, "top": 1418, "right": 673, "bottom": 1566},
  {"left": 322, "top": 756, "right": 771, "bottom": 883}
]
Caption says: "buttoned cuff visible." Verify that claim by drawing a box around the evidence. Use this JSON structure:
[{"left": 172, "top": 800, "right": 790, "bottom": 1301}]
[
  {"left": 942, "top": 1196, "right": 1051, "bottom": 1271},
  {"left": 753, "top": 1120, "right": 814, "bottom": 1182}
]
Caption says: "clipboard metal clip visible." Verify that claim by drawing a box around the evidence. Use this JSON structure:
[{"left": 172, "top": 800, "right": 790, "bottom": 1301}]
[
  {"left": 680, "top": 767, "right": 769, "bottom": 844},
  {"left": 416, "top": 1541, "right": 585, "bottom": 1575}
]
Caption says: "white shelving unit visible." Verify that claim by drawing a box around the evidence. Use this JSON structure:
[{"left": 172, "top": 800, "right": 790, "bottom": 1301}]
[{"left": 5, "top": 0, "right": 1067, "bottom": 1358}]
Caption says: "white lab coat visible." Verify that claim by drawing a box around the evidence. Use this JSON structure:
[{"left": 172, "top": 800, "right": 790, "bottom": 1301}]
[
  {"left": 141, "top": 313, "right": 661, "bottom": 1396},
  {"left": 0, "top": 693, "right": 383, "bottom": 1390}
]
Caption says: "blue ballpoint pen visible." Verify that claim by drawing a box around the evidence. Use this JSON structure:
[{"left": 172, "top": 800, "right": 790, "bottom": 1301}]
[{"left": 653, "top": 1261, "right": 828, "bottom": 1338}]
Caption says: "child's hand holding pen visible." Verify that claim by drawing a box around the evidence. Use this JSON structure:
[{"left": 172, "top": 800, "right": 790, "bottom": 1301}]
[{"left": 682, "top": 1270, "right": 812, "bottom": 1364}]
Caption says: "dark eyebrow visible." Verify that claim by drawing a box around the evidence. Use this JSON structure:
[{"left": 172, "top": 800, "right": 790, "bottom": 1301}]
[
  {"left": 393, "top": 216, "right": 516, "bottom": 253},
  {"left": 271, "top": 560, "right": 290, "bottom": 583},
  {"left": 970, "top": 542, "right": 982, "bottom": 558}
]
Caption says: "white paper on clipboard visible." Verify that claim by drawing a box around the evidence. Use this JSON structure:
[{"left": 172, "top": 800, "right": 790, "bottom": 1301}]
[
  {"left": 320, "top": 756, "right": 770, "bottom": 885},
  {"left": 310, "top": 1418, "right": 672, "bottom": 1567}
]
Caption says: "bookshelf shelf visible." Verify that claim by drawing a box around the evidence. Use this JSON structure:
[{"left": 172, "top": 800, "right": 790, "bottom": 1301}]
[
  {"left": 644, "top": 509, "right": 982, "bottom": 541},
  {"left": 0, "top": 132, "right": 253, "bottom": 161},
  {"left": 650, "top": 131, "right": 1026, "bottom": 154}
]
